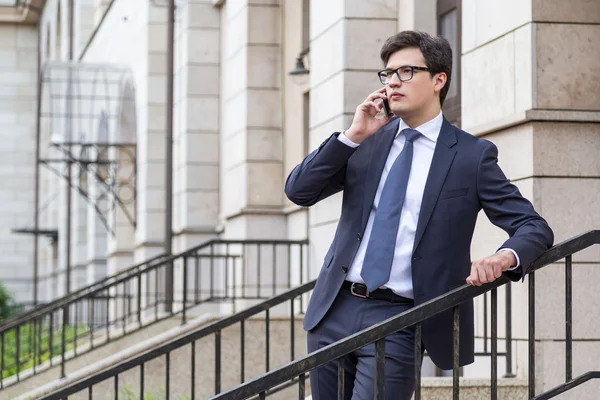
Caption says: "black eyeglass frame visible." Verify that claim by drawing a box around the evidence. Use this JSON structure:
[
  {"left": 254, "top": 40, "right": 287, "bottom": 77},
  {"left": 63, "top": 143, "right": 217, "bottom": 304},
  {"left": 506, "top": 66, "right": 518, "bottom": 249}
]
[{"left": 377, "top": 65, "right": 431, "bottom": 85}]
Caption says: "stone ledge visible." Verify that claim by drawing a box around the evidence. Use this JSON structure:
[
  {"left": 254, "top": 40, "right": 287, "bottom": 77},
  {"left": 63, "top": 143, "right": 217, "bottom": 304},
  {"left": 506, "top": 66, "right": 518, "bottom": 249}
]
[{"left": 467, "top": 109, "right": 600, "bottom": 137}]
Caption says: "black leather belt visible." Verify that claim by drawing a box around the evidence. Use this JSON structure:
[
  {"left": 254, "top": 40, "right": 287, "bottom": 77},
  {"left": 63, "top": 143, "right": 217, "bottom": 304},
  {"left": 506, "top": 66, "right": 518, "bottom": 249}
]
[{"left": 341, "top": 281, "right": 413, "bottom": 304}]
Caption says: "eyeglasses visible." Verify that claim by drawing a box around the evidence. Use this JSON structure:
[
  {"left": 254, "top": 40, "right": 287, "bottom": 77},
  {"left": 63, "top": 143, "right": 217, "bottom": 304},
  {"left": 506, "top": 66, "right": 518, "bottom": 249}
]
[{"left": 377, "top": 65, "right": 430, "bottom": 85}]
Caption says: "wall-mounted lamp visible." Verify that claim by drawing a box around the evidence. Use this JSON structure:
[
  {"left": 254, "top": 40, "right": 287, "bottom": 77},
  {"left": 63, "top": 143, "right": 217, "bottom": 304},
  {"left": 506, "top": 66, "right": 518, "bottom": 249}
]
[{"left": 289, "top": 48, "right": 310, "bottom": 85}]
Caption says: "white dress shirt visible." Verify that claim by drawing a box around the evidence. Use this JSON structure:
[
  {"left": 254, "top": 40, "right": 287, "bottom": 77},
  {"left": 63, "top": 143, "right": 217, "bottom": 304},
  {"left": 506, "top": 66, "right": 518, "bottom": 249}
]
[{"left": 337, "top": 112, "right": 519, "bottom": 298}]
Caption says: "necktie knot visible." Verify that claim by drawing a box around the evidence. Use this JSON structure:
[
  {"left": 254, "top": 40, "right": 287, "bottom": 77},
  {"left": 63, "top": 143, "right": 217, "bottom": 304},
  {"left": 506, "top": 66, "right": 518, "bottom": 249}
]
[{"left": 402, "top": 128, "right": 421, "bottom": 143}]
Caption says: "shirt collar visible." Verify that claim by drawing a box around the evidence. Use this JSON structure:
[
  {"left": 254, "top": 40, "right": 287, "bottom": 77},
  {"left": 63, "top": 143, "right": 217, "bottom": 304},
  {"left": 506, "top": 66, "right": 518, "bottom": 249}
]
[{"left": 396, "top": 111, "right": 443, "bottom": 143}]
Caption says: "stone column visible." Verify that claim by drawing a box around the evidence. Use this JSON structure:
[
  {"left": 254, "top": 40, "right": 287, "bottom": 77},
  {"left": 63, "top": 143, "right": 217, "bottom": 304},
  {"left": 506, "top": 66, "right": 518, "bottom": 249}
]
[
  {"left": 219, "top": 0, "right": 285, "bottom": 240},
  {"left": 0, "top": 24, "right": 38, "bottom": 304},
  {"left": 172, "top": 0, "right": 221, "bottom": 253},
  {"left": 307, "top": 0, "right": 398, "bottom": 277},
  {"left": 463, "top": 0, "right": 600, "bottom": 397}
]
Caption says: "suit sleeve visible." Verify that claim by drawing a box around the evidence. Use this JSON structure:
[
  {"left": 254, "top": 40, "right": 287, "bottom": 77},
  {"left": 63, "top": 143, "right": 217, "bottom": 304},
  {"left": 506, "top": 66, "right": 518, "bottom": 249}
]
[
  {"left": 285, "top": 132, "right": 357, "bottom": 207},
  {"left": 477, "top": 142, "right": 554, "bottom": 280}
]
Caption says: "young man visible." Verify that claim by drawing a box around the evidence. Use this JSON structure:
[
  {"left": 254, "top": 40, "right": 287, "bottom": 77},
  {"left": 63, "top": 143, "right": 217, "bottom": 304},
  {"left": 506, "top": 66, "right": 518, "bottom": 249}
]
[{"left": 285, "top": 31, "right": 553, "bottom": 399}]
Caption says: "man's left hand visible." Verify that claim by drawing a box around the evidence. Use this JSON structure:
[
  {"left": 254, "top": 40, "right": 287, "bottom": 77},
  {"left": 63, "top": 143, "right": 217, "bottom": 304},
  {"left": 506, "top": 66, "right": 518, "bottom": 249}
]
[{"left": 466, "top": 251, "right": 517, "bottom": 286}]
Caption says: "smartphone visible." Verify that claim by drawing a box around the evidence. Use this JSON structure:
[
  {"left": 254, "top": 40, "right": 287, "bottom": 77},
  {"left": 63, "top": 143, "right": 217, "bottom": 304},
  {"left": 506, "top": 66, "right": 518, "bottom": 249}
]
[{"left": 381, "top": 97, "right": 392, "bottom": 117}]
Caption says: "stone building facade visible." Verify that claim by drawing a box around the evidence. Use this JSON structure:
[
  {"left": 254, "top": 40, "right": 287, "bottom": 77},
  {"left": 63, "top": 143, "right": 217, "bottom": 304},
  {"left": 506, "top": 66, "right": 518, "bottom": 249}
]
[{"left": 0, "top": 0, "right": 599, "bottom": 395}]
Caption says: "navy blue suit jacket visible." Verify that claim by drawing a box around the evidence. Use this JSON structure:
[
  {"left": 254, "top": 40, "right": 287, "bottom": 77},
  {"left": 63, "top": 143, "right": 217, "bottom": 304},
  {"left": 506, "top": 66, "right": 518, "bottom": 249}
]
[{"left": 285, "top": 116, "right": 553, "bottom": 369}]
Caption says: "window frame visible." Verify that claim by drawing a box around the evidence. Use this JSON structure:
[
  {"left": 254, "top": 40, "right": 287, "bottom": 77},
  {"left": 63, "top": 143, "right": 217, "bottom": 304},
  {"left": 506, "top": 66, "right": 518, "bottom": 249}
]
[{"left": 437, "top": 0, "right": 462, "bottom": 127}]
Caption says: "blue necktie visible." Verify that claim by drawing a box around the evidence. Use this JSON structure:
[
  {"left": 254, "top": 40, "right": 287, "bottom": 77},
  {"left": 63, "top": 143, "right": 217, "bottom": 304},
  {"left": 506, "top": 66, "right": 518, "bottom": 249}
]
[{"left": 361, "top": 128, "right": 421, "bottom": 292}]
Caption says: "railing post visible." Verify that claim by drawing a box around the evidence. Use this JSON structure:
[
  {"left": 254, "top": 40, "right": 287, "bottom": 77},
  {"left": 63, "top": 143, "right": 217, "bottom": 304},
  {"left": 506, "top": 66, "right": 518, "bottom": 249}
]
[
  {"left": 491, "top": 288, "right": 498, "bottom": 400},
  {"left": 504, "top": 282, "right": 515, "bottom": 377},
  {"left": 182, "top": 256, "right": 188, "bottom": 325},
  {"left": 529, "top": 271, "right": 536, "bottom": 398},
  {"left": 374, "top": 339, "right": 386, "bottom": 400},
  {"left": 565, "top": 255, "right": 573, "bottom": 382},
  {"left": 453, "top": 306, "right": 460, "bottom": 400},
  {"left": 414, "top": 323, "right": 422, "bottom": 400},
  {"left": 61, "top": 305, "right": 67, "bottom": 378},
  {"left": 337, "top": 357, "right": 345, "bottom": 400}
]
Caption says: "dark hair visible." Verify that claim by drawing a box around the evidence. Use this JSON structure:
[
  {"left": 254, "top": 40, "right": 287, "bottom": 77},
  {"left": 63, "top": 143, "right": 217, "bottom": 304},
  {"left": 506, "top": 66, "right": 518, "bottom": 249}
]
[{"left": 380, "top": 31, "right": 452, "bottom": 106}]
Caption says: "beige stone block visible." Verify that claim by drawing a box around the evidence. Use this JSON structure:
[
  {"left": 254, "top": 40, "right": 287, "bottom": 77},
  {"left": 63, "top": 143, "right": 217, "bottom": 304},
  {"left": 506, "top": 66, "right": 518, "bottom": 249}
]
[
  {"left": 308, "top": 220, "right": 338, "bottom": 279},
  {"left": 0, "top": 25, "right": 17, "bottom": 48},
  {"left": 184, "top": 132, "right": 219, "bottom": 163},
  {"left": 188, "top": 29, "right": 220, "bottom": 63},
  {"left": 0, "top": 50, "right": 17, "bottom": 68},
  {"left": 534, "top": 178, "right": 600, "bottom": 262},
  {"left": 147, "top": 105, "right": 166, "bottom": 132},
  {"left": 222, "top": 91, "right": 247, "bottom": 135},
  {"left": 223, "top": 213, "right": 287, "bottom": 240},
  {"left": 344, "top": 70, "right": 386, "bottom": 114},
  {"left": 248, "top": 5, "right": 280, "bottom": 45},
  {"left": 181, "top": 190, "right": 220, "bottom": 227},
  {"left": 224, "top": 7, "right": 248, "bottom": 59},
  {"left": 188, "top": 2, "right": 221, "bottom": 28},
  {"left": 136, "top": 209, "right": 166, "bottom": 242},
  {"left": 309, "top": 19, "right": 344, "bottom": 88},
  {"left": 462, "top": 0, "right": 531, "bottom": 54},
  {"left": 0, "top": 71, "right": 35, "bottom": 85},
  {"left": 462, "top": 32, "right": 516, "bottom": 130},
  {"left": 247, "top": 161, "right": 284, "bottom": 207},
  {"left": 535, "top": 24, "right": 600, "bottom": 111},
  {"left": 310, "top": 0, "right": 343, "bottom": 40},
  {"left": 308, "top": 191, "right": 343, "bottom": 226},
  {"left": 532, "top": 0, "right": 600, "bottom": 23},
  {"left": 482, "top": 123, "right": 535, "bottom": 181},
  {"left": 535, "top": 340, "right": 600, "bottom": 399},
  {"left": 148, "top": 53, "right": 167, "bottom": 74},
  {"left": 17, "top": 50, "right": 37, "bottom": 70},
  {"left": 222, "top": 129, "right": 245, "bottom": 169},
  {"left": 222, "top": 163, "right": 247, "bottom": 215},
  {"left": 286, "top": 208, "right": 308, "bottom": 240},
  {"left": 309, "top": 72, "right": 345, "bottom": 128},
  {"left": 147, "top": 75, "right": 167, "bottom": 104},
  {"left": 346, "top": 0, "right": 397, "bottom": 19},
  {"left": 148, "top": 24, "right": 168, "bottom": 52},
  {"left": 187, "top": 65, "right": 220, "bottom": 96},
  {"left": 187, "top": 97, "right": 219, "bottom": 130},
  {"left": 531, "top": 262, "right": 600, "bottom": 341},
  {"left": 143, "top": 162, "right": 167, "bottom": 191},
  {"left": 346, "top": 19, "right": 397, "bottom": 70},
  {"left": 148, "top": 3, "right": 167, "bottom": 23},
  {"left": 308, "top": 114, "right": 348, "bottom": 151},
  {"left": 223, "top": 47, "right": 247, "bottom": 98},
  {"left": 181, "top": 164, "right": 219, "bottom": 191},
  {"left": 247, "top": 45, "right": 281, "bottom": 89},
  {"left": 533, "top": 122, "right": 600, "bottom": 178},
  {"left": 247, "top": 129, "right": 283, "bottom": 162},
  {"left": 247, "top": 89, "right": 281, "bottom": 128},
  {"left": 16, "top": 26, "right": 37, "bottom": 49},
  {"left": 514, "top": 23, "right": 534, "bottom": 112}
]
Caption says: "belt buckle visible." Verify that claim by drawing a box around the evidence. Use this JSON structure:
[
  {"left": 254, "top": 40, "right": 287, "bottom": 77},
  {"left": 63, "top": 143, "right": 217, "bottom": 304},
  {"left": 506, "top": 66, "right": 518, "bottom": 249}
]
[{"left": 350, "top": 283, "right": 369, "bottom": 299}]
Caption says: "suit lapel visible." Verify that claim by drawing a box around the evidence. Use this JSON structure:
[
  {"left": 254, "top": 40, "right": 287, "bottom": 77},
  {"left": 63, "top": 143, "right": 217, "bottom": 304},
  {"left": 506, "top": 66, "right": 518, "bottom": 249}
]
[
  {"left": 412, "top": 118, "right": 458, "bottom": 253},
  {"left": 360, "top": 118, "right": 399, "bottom": 232}
]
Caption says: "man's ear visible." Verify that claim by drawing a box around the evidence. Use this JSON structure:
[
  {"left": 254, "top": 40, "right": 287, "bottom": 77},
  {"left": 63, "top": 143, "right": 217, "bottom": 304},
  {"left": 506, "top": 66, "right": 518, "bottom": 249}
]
[{"left": 434, "top": 72, "right": 447, "bottom": 94}]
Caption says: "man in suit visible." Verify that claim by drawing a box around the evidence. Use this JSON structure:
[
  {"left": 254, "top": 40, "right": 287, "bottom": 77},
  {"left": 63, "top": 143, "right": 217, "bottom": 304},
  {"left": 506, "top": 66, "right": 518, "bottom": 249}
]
[{"left": 285, "top": 31, "right": 553, "bottom": 399}]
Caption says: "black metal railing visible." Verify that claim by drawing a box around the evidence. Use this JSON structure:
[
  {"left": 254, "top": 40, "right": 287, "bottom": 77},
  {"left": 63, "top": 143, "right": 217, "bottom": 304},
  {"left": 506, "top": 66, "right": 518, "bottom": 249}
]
[
  {"left": 207, "top": 230, "right": 600, "bottom": 400},
  {"left": 35, "top": 280, "right": 316, "bottom": 400},
  {"left": 0, "top": 239, "right": 308, "bottom": 390}
]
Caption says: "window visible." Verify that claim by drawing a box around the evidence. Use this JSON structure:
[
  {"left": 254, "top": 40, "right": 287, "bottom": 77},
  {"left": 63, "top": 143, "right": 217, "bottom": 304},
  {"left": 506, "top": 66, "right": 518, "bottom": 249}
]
[{"left": 437, "top": 0, "right": 461, "bottom": 127}]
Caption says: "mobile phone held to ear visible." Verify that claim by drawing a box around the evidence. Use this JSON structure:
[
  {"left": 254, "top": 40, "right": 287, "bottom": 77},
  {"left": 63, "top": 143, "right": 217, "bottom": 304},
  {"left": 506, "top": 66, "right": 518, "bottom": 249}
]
[{"left": 381, "top": 97, "right": 392, "bottom": 117}]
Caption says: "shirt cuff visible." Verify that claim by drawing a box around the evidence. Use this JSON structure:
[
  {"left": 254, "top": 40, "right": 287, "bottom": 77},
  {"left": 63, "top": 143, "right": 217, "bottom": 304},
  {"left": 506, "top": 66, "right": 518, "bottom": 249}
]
[
  {"left": 337, "top": 131, "right": 360, "bottom": 148},
  {"left": 498, "top": 248, "right": 521, "bottom": 271}
]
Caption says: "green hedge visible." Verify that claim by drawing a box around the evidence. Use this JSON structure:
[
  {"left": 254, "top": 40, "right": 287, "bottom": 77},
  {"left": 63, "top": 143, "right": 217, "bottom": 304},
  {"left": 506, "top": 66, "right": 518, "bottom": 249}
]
[{"left": 1, "top": 322, "right": 88, "bottom": 379}]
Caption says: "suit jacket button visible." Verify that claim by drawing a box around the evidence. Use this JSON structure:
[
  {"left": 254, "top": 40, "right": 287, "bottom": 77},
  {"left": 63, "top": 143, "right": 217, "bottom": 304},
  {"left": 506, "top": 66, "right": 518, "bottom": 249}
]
[
  {"left": 357, "top": 233, "right": 361, "bottom": 241},
  {"left": 342, "top": 266, "right": 348, "bottom": 273}
]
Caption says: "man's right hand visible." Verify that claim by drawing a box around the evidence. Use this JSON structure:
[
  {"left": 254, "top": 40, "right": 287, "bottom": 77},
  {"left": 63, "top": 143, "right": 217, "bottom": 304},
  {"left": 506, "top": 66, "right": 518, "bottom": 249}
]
[{"left": 344, "top": 87, "right": 391, "bottom": 144}]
